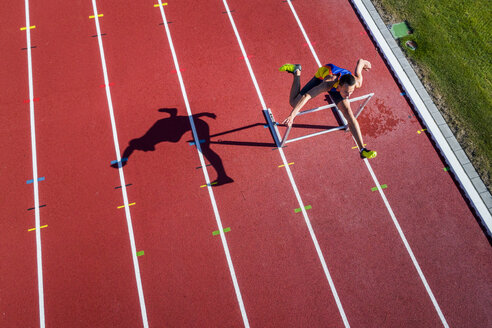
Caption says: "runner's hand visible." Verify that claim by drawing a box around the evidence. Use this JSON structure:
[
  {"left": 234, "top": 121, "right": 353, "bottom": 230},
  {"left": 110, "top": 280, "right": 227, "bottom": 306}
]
[
  {"left": 363, "top": 60, "right": 372, "bottom": 71},
  {"left": 282, "top": 116, "right": 294, "bottom": 127}
]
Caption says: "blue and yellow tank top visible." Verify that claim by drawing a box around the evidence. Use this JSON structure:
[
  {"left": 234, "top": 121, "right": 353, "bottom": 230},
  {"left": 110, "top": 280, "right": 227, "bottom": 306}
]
[{"left": 315, "top": 64, "right": 352, "bottom": 90}]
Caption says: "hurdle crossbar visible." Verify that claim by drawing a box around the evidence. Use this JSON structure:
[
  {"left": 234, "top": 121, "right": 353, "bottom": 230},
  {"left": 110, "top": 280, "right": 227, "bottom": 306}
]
[{"left": 279, "top": 93, "right": 374, "bottom": 147}]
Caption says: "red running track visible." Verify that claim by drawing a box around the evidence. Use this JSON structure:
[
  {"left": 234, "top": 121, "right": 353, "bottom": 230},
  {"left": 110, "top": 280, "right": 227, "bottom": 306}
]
[{"left": 1, "top": 0, "right": 491, "bottom": 327}]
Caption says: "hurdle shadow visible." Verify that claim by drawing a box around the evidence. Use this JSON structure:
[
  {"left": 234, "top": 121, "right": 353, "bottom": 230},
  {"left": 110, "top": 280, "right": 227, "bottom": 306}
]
[
  {"left": 276, "top": 122, "right": 340, "bottom": 130},
  {"left": 199, "top": 96, "right": 344, "bottom": 148},
  {"left": 112, "top": 108, "right": 233, "bottom": 186},
  {"left": 204, "top": 123, "right": 276, "bottom": 148},
  {"left": 188, "top": 122, "right": 339, "bottom": 147}
]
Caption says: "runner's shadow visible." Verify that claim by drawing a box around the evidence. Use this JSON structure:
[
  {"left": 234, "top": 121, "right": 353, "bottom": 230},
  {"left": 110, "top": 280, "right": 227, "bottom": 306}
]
[{"left": 112, "top": 108, "right": 233, "bottom": 186}]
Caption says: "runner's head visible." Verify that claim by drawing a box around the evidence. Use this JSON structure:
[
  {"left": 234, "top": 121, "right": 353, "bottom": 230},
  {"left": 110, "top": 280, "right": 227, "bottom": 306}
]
[{"left": 337, "top": 74, "right": 356, "bottom": 98}]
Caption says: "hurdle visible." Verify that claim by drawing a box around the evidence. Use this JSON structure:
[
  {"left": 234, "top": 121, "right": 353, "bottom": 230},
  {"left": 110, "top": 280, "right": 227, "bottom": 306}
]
[{"left": 265, "top": 93, "right": 374, "bottom": 148}]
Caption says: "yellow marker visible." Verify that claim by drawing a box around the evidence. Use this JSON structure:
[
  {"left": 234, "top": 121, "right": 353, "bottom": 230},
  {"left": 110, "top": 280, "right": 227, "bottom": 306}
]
[
  {"left": 28, "top": 225, "right": 48, "bottom": 232},
  {"left": 154, "top": 2, "right": 168, "bottom": 7},
  {"left": 117, "top": 202, "right": 136, "bottom": 209},
  {"left": 352, "top": 144, "right": 367, "bottom": 149},
  {"left": 278, "top": 162, "right": 294, "bottom": 168},
  {"left": 20, "top": 26, "right": 36, "bottom": 31},
  {"left": 200, "top": 182, "right": 218, "bottom": 188},
  {"left": 417, "top": 129, "right": 427, "bottom": 134},
  {"left": 89, "top": 14, "right": 104, "bottom": 19}
]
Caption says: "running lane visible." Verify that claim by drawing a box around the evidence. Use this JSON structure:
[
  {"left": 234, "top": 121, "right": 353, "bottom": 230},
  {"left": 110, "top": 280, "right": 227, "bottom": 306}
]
[
  {"left": 147, "top": 1, "right": 350, "bottom": 327},
  {"left": 22, "top": 0, "right": 144, "bottom": 326},
  {"left": 287, "top": 0, "right": 492, "bottom": 326},
  {"left": 0, "top": 1, "right": 40, "bottom": 326},
  {"left": 218, "top": 0, "right": 492, "bottom": 327},
  {"left": 84, "top": 0, "right": 248, "bottom": 326}
]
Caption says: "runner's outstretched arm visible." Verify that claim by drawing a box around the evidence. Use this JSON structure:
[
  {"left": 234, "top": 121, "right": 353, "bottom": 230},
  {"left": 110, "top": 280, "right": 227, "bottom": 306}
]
[
  {"left": 354, "top": 59, "right": 372, "bottom": 88},
  {"left": 282, "top": 94, "right": 312, "bottom": 126}
]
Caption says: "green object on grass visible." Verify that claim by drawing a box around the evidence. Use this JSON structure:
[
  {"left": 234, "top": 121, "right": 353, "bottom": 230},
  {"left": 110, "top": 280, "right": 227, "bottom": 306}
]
[
  {"left": 391, "top": 22, "right": 411, "bottom": 38},
  {"left": 405, "top": 40, "right": 417, "bottom": 50},
  {"left": 137, "top": 251, "right": 144, "bottom": 257}
]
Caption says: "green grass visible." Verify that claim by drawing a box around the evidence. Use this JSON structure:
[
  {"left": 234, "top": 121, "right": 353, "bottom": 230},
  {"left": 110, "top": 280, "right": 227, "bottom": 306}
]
[{"left": 373, "top": 0, "right": 492, "bottom": 188}]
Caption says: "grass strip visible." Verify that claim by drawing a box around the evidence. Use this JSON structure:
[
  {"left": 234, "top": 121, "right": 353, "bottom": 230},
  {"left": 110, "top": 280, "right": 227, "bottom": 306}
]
[{"left": 373, "top": 0, "right": 491, "bottom": 189}]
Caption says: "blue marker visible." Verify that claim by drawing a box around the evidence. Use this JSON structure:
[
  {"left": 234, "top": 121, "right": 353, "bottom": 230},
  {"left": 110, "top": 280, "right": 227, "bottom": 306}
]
[
  {"left": 189, "top": 139, "right": 206, "bottom": 146},
  {"left": 26, "top": 177, "right": 45, "bottom": 184}
]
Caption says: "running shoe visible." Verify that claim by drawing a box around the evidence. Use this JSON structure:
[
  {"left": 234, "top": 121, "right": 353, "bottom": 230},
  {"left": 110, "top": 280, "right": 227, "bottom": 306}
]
[
  {"left": 279, "top": 63, "right": 301, "bottom": 73},
  {"left": 360, "top": 148, "right": 377, "bottom": 159}
]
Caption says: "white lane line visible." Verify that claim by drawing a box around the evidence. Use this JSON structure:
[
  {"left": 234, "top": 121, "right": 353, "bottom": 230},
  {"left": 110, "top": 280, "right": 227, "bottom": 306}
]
[
  {"left": 221, "top": 1, "right": 350, "bottom": 327},
  {"left": 23, "top": 0, "right": 45, "bottom": 326},
  {"left": 285, "top": 0, "right": 449, "bottom": 326},
  {"left": 90, "top": 2, "right": 149, "bottom": 327},
  {"left": 155, "top": 2, "right": 250, "bottom": 327},
  {"left": 363, "top": 158, "right": 449, "bottom": 327},
  {"left": 285, "top": 0, "right": 321, "bottom": 68}
]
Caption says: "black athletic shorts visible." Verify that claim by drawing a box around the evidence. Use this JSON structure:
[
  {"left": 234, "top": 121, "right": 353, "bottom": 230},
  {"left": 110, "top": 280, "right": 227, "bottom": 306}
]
[{"left": 301, "top": 77, "right": 345, "bottom": 105}]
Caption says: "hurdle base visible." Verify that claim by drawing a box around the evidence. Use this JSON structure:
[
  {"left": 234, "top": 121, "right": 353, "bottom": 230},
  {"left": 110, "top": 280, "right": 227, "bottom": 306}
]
[{"left": 263, "top": 108, "right": 282, "bottom": 148}]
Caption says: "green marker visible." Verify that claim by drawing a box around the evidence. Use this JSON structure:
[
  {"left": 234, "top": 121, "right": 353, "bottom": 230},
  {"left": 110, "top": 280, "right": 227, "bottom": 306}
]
[
  {"left": 371, "top": 184, "right": 388, "bottom": 191},
  {"left": 212, "top": 227, "right": 231, "bottom": 236},
  {"left": 137, "top": 251, "right": 144, "bottom": 257},
  {"left": 294, "top": 205, "right": 312, "bottom": 213}
]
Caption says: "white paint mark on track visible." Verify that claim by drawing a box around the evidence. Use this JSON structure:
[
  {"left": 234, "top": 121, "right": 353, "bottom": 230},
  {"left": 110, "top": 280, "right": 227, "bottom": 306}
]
[
  {"left": 90, "top": 1, "right": 149, "bottom": 327},
  {"left": 23, "top": 0, "right": 45, "bottom": 326},
  {"left": 221, "top": 0, "right": 350, "bottom": 327},
  {"left": 155, "top": 1, "right": 250, "bottom": 327}
]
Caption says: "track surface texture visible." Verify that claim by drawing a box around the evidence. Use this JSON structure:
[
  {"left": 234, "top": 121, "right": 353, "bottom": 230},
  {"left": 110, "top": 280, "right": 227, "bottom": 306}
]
[{"left": 1, "top": 0, "right": 491, "bottom": 327}]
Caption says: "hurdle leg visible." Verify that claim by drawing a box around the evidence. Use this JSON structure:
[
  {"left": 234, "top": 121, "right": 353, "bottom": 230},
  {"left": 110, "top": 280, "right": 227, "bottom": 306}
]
[
  {"left": 280, "top": 125, "right": 293, "bottom": 147},
  {"left": 336, "top": 106, "right": 349, "bottom": 130},
  {"left": 327, "top": 94, "right": 349, "bottom": 129},
  {"left": 355, "top": 93, "right": 373, "bottom": 119}
]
